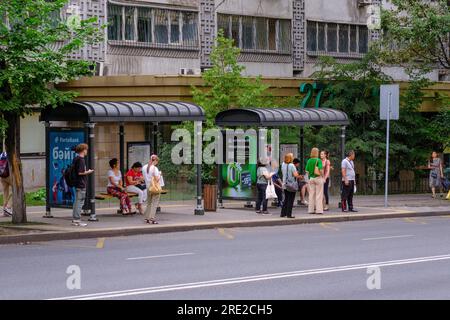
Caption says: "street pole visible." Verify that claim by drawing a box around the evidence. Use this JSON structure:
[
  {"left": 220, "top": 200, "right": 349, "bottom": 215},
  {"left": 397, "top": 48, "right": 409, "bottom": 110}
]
[{"left": 384, "top": 92, "right": 391, "bottom": 208}]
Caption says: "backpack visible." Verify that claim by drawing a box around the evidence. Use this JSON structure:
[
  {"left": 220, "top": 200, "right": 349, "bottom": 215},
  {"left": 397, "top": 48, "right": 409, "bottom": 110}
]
[
  {"left": 0, "top": 152, "right": 9, "bottom": 178},
  {"left": 64, "top": 161, "right": 78, "bottom": 188}
]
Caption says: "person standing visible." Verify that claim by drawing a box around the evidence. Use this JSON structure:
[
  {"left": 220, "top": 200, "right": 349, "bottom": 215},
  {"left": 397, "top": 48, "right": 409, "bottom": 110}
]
[
  {"left": 107, "top": 158, "right": 133, "bottom": 215},
  {"left": 305, "top": 148, "right": 324, "bottom": 214},
  {"left": 320, "top": 150, "right": 331, "bottom": 211},
  {"left": 428, "top": 151, "right": 444, "bottom": 199},
  {"left": 281, "top": 153, "right": 301, "bottom": 218},
  {"left": 256, "top": 160, "right": 274, "bottom": 214},
  {"left": 341, "top": 150, "right": 357, "bottom": 212},
  {"left": 71, "top": 143, "right": 95, "bottom": 226},
  {"left": 143, "top": 155, "right": 163, "bottom": 224},
  {"left": 126, "top": 162, "right": 147, "bottom": 214},
  {"left": 0, "top": 152, "right": 12, "bottom": 217}
]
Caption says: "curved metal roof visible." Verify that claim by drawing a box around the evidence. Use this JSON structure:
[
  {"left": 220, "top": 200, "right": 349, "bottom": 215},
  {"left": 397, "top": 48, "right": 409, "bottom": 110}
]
[
  {"left": 215, "top": 107, "right": 349, "bottom": 127},
  {"left": 40, "top": 101, "right": 205, "bottom": 122}
]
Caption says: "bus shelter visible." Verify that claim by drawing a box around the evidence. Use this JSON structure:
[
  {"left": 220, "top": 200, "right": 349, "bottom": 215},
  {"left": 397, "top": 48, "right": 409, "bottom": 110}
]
[
  {"left": 214, "top": 107, "right": 350, "bottom": 206},
  {"left": 40, "top": 101, "right": 206, "bottom": 217}
]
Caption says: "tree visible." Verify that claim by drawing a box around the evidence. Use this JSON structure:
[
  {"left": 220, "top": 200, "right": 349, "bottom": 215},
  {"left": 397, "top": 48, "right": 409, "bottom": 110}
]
[
  {"left": 311, "top": 50, "right": 444, "bottom": 187},
  {"left": 380, "top": 0, "right": 450, "bottom": 73},
  {"left": 0, "top": 0, "right": 103, "bottom": 223},
  {"left": 192, "top": 30, "right": 272, "bottom": 127},
  {"left": 191, "top": 30, "right": 273, "bottom": 183}
]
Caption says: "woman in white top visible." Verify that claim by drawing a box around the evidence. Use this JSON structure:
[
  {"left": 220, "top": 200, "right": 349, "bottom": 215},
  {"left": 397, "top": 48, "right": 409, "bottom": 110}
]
[
  {"left": 106, "top": 158, "right": 132, "bottom": 215},
  {"left": 144, "top": 155, "right": 163, "bottom": 224}
]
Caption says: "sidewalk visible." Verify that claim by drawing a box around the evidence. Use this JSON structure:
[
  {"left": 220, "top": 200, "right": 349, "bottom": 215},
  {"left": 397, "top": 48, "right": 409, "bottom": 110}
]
[{"left": 0, "top": 194, "right": 448, "bottom": 244}]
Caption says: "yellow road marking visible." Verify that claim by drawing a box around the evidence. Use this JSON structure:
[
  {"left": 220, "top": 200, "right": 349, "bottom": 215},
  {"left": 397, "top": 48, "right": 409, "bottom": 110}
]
[
  {"left": 403, "top": 217, "right": 427, "bottom": 224},
  {"left": 217, "top": 228, "right": 234, "bottom": 240},
  {"left": 319, "top": 222, "right": 339, "bottom": 231},
  {"left": 96, "top": 238, "right": 105, "bottom": 249}
]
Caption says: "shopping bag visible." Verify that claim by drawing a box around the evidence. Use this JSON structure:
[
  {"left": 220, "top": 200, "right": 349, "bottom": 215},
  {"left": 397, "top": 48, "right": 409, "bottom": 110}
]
[{"left": 266, "top": 180, "right": 278, "bottom": 199}]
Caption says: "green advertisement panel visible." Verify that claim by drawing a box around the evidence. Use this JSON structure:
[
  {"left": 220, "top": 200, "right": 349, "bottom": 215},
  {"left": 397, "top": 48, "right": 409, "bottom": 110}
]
[{"left": 221, "top": 134, "right": 257, "bottom": 200}]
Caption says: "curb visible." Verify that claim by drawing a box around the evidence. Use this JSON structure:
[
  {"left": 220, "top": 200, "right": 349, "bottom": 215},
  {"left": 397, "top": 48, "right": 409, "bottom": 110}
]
[{"left": 1, "top": 209, "right": 449, "bottom": 245}]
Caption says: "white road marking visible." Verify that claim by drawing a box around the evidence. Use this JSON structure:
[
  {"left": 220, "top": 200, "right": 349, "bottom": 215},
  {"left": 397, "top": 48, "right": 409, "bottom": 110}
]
[
  {"left": 362, "top": 235, "right": 414, "bottom": 241},
  {"left": 49, "top": 253, "right": 450, "bottom": 300},
  {"left": 126, "top": 252, "right": 195, "bottom": 261}
]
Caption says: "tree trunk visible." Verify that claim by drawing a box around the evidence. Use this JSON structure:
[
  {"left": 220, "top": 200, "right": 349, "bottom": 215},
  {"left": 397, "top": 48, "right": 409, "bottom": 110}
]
[{"left": 4, "top": 113, "right": 27, "bottom": 224}]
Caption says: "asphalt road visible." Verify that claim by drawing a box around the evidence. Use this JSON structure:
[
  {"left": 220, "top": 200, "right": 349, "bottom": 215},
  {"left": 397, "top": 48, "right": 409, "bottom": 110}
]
[{"left": 1, "top": 215, "right": 450, "bottom": 300}]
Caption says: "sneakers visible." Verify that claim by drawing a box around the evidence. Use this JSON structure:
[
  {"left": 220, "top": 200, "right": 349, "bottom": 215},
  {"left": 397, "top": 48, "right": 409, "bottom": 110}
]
[
  {"left": 88, "top": 217, "right": 99, "bottom": 222},
  {"left": 3, "top": 207, "right": 12, "bottom": 217},
  {"left": 71, "top": 220, "right": 88, "bottom": 227}
]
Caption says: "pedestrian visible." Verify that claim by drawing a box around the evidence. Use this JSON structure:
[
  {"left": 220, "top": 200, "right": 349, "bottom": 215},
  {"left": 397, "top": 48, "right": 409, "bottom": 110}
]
[
  {"left": 143, "top": 155, "right": 163, "bottom": 224},
  {"left": 126, "top": 162, "right": 147, "bottom": 215},
  {"left": 281, "top": 153, "right": 301, "bottom": 218},
  {"left": 256, "top": 160, "right": 274, "bottom": 214},
  {"left": 107, "top": 158, "right": 133, "bottom": 215},
  {"left": 0, "top": 152, "right": 12, "bottom": 217},
  {"left": 321, "top": 150, "right": 331, "bottom": 211},
  {"left": 305, "top": 147, "right": 324, "bottom": 214},
  {"left": 341, "top": 150, "right": 357, "bottom": 212},
  {"left": 71, "top": 143, "right": 95, "bottom": 226},
  {"left": 270, "top": 160, "right": 283, "bottom": 207},
  {"left": 428, "top": 151, "right": 444, "bottom": 199},
  {"left": 297, "top": 172, "right": 309, "bottom": 206}
]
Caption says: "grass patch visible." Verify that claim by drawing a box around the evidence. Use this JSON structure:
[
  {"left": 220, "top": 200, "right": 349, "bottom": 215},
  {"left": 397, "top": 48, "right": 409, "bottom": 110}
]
[{"left": 0, "top": 191, "right": 47, "bottom": 207}]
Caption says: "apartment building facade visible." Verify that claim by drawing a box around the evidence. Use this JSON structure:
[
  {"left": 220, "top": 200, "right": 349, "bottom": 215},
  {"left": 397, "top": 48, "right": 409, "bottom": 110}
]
[{"left": 10, "top": 0, "right": 448, "bottom": 190}]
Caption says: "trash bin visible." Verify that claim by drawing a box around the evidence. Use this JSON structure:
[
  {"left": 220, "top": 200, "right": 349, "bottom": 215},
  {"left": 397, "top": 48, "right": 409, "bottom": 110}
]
[{"left": 203, "top": 184, "right": 217, "bottom": 212}]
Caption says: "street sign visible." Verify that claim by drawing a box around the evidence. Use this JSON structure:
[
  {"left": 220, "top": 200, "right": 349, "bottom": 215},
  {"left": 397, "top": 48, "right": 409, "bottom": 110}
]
[
  {"left": 380, "top": 84, "right": 400, "bottom": 208},
  {"left": 380, "top": 84, "right": 399, "bottom": 120}
]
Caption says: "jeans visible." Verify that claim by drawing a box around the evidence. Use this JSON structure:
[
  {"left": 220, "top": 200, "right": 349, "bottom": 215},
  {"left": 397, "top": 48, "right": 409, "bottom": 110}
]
[
  {"left": 126, "top": 185, "right": 147, "bottom": 204},
  {"left": 144, "top": 191, "right": 161, "bottom": 220},
  {"left": 324, "top": 178, "right": 330, "bottom": 205},
  {"left": 281, "top": 190, "right": 296, "bottom": 217},
  {"left": 72, "top": 188, "right": 86, "bottom": 221},
  {"left": 341, "top": 180, "right": 355, "bottom": 210},
  {"left": 308, "top": 177, "right": 324, "bottom": 214},
  {"left": 256, "top": 183, "right": 268, "bottom": 211}
]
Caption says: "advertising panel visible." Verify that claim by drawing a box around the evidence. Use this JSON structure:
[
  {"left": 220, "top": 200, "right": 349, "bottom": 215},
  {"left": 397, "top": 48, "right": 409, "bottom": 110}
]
[{"left": 47, "top": 128, "right": 86, "bottom": 208}]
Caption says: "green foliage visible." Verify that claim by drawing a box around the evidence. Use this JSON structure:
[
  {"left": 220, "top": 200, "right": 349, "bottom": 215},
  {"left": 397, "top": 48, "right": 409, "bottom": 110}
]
[
  {"left": 311, "top": 51, "right": 445, "bottom": 177},
  {"left": 192, "top": 30, "right": 272, "bottom": 127},
  {"left": 380, "top": 0, "right": 450, "bottom": 72},
  {"left": 30, "top": 188, "right": 46, "bottom": 201},
  {"left": 0, "top": 0, "right": 104, "bottom": 130}
]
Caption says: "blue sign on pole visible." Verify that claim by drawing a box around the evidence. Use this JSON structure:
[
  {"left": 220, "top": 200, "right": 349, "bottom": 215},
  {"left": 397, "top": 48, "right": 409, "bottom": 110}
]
[{"left": 48, "top": 129, "right": 86, "bottom": 208}]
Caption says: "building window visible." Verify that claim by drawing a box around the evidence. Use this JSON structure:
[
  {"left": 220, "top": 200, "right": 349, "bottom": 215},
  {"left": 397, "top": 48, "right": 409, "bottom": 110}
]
[
  {"left": 107, "top": 3, "right": 199, "bottom": 48},
  {"left": 307, "top": 20, "right": 369, "bottom": 55},
  {"left": 217, "top": 14, "right": 291, "bottom": 54}
]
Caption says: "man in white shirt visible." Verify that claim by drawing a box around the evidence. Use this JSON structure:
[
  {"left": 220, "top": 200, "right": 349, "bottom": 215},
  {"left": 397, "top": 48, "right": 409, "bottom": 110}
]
[{"left": 341, "top": 150, "right": 357, "bottom": 212}]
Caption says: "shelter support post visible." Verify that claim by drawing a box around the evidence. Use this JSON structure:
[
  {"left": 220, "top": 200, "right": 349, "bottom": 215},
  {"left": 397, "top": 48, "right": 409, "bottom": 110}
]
[
  {"left": 119, "top": 122, "right": 125, "bottom": 183},
  {"left": 297, "top": 127, "right": 305, "bottom": 206},
  {"left": 218, "top": 128, "right": 224, "bottom": 209},
  {"left": 43, "top": 121, "right": 53, "bottom": 218},
  {"left": 300, "top": 127, "right": 304, "bottom": 170},
  {"left": 338, "top": 126, "right": 346, "bottom": 209},
  {"left": 86, "top": 122, "right": 96, "bottom": 219},
  {"left": 194, "top": 121, "right": 204, "bottom": 215}
]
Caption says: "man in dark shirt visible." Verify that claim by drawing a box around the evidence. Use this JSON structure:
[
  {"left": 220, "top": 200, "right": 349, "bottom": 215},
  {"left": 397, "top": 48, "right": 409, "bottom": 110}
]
[{"left": 72, "top": 143, "right": 95, "bottom": 226}]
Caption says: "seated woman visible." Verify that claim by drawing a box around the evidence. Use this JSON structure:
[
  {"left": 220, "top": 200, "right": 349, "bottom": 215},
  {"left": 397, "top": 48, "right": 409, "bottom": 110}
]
[
  {"left": 107, "top": 158, "right": 133, "bottom": 215},
  {"left": 126, "top": 162, "right": 147, "bottom": 215}
]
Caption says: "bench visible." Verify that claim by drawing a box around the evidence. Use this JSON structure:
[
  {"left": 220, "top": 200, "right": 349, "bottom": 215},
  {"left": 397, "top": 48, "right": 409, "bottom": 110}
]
[{"left": 95, "top": 192, "right": 138, "bottom": 200}]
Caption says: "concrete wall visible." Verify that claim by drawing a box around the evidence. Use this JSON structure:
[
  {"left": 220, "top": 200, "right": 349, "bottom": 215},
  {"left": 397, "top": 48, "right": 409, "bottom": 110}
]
[
  {"left": 216, "top": 0, "right": 292, "bottom": 19},
  {"left": 242, "top": 62, "right": 293, "bottom": 78},
  {"left": 106, "top": 55, "right": 200, "bottom": 75},
  {"left": 305, "top": 0, "right": 366, "bottom": 24}
]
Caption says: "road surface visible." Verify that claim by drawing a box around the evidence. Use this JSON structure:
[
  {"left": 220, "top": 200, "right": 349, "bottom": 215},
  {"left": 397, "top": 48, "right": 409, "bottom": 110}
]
[{"left": 1, "top": 215, "right": 450, "bottom": 300}]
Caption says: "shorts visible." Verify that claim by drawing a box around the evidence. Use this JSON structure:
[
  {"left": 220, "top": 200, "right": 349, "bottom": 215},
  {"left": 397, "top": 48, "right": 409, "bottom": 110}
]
[{"left": 298, "top": 180, "right": 307, "bottom": 189}]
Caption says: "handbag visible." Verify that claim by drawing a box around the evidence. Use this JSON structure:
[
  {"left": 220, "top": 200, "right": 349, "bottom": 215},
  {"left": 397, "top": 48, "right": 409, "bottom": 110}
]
[
  {"left": 431, "top": 171, "right": 438, "bottom": 179},
  {"left": 149, "top": 176, "right": 162, "bottom": 195},
  {"left": 285, "top": 164, "right": 298, "bottom": 192},
  {"left": 136, "top": 184, "right": 146, "bottom": 191},
  {"left": 314, "top": 159, "right": 321, "bottom": 177},
  {"left": 265, "top": 180, "right": 277, "bottom": 199}
]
